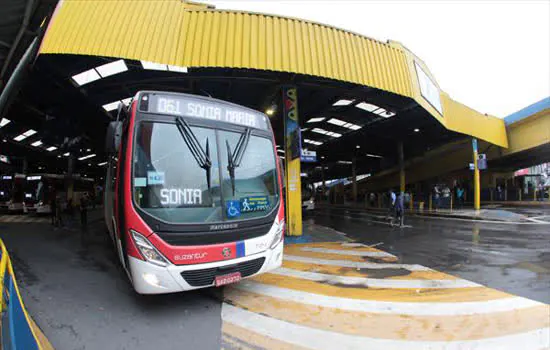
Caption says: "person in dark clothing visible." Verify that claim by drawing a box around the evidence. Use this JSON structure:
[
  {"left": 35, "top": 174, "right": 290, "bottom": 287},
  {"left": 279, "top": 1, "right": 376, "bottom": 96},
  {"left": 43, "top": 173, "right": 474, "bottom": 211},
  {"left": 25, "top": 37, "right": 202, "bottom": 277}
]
[
  {"left": 394, "top": 192, "right": 405, "bottom": 227},
  {"left": 80, "top": 194, "right": 88, "bottom": 228}
]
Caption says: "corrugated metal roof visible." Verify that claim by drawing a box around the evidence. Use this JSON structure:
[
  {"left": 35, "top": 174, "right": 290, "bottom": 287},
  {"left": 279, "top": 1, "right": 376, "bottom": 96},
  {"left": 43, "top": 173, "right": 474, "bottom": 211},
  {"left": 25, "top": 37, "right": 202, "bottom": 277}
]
[
  {"left": 39, "top": 0, "right": 412, "bottom": 98},
  {"left": 504, "top": 97, "right": 550, "bottom": 125},
  {"left": 38, "top": 0, "right": 508, "bottom": 147}
]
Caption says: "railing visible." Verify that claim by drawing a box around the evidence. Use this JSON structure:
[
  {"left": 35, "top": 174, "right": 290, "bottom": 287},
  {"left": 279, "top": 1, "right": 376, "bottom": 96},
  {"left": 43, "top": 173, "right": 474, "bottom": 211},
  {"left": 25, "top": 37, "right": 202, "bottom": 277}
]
[{"left": 0, "top": 240, "right": 48, "bottom": 350}]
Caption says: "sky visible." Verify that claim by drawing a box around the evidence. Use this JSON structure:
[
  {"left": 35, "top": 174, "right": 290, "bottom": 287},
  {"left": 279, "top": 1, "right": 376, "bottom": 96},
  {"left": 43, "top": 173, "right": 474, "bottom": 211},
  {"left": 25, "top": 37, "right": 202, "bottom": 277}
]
[{"left": 208, "top": 0, "right": 550, "bottom": 118}]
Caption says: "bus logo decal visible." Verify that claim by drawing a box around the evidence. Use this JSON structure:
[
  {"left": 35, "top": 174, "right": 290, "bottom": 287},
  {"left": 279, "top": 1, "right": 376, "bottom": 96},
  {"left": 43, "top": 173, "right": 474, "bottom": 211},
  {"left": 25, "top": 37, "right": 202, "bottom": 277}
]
[{"left": 222, "top": 247, "right": 231, "bottom": 258}]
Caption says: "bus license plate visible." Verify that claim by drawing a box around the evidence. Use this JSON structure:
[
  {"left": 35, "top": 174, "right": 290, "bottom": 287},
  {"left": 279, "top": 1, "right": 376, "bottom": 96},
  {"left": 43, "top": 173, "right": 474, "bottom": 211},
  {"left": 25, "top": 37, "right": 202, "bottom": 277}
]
[{"left": 215, "top": 272, "right": 242, "bottom": 287}]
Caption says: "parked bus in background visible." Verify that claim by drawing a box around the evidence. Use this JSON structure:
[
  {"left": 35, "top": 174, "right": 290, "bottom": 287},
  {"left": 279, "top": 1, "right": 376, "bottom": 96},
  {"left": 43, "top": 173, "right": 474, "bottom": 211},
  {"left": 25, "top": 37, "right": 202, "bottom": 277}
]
[
  {"left": 0, "top": 175, "right": 14, "bottom": 210},
  {"left": 6, "top": 174, "right": 26, "bottom": 212},
  {"left": 25, "top": 174, "right": 95, "bottom": 214},
  {"left": 104, "top": 91, "right": 284, "bottom": 294}
]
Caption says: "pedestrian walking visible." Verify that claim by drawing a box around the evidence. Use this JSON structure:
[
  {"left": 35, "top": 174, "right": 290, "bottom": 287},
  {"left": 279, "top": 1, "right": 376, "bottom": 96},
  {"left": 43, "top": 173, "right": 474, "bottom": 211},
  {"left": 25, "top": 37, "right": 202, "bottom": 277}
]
[
  {"left": 387, "top": 189, "right": 396, "bottom": 220},
  {"left": 457, "top": 186, "right": 465, "bottom": 209},
  {"left": 433, "top": 185, "right": 440, "bottom": 210},
  {"left": 394, "top": 192, "right": 405, "bottom": 227}
]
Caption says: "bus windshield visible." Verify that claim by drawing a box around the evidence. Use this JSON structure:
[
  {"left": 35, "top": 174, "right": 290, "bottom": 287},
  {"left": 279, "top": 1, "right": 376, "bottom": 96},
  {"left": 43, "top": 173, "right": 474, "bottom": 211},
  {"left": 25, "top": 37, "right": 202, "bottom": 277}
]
[{"left": 132, "top": 120, "right": 279, "bottom": 224}]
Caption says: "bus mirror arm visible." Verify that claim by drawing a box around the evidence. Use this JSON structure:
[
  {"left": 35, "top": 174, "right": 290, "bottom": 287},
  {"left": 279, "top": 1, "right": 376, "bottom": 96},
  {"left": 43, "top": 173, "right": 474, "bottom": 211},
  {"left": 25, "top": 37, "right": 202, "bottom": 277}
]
[{"left": 105, "top": 121, "right": 123, "bottom": 154}]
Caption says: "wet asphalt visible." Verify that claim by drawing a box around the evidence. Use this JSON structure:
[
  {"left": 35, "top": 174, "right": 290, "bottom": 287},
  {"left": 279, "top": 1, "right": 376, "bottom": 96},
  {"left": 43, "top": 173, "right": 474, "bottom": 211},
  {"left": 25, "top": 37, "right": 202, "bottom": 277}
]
[
  {"left": 0, "top": 206, "right": 548, "bottom": 349},
  {"left": 306, "top": 206, "right": 550, "bottom": 304}
]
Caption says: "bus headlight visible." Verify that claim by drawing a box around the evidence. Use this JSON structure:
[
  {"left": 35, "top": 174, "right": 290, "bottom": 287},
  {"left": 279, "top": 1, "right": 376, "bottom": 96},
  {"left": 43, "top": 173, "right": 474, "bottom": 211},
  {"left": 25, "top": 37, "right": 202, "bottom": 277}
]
[
  {"left": 130, "top": 230, "right": 169, "bottom": 267},
  {"left": 269, "top": 220, "right": 284, "bottom": 249}
]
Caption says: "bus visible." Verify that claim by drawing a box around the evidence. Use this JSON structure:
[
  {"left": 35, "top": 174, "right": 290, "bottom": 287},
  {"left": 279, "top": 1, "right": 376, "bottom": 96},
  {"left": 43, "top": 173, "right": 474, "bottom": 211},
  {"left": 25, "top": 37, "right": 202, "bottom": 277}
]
[
  {"left": 25, "top": 174, "right": 95, "bottom": 214},
  {"left": 0, "top": 175, "right": 15, "bottom": 210},
  {"left": 104, "top": 91, "right": 284, "bottom": 294},
  {"left": 5, "top": 174, "right": 26, "bottom": 212}
]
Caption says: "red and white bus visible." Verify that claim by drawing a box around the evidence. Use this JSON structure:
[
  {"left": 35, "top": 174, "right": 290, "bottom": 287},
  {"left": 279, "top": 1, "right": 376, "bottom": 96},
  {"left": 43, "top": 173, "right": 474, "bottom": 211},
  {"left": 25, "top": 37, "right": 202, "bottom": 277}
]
[{"left": 104, "top": 91, "right": 284, "bottom": 294}]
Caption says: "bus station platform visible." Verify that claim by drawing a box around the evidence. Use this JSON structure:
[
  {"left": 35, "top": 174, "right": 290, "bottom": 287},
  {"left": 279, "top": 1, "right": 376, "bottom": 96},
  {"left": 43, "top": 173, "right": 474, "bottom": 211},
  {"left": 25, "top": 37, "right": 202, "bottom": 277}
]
[{"left": 0, "top": 206, "right": 548, "bottom": 349}]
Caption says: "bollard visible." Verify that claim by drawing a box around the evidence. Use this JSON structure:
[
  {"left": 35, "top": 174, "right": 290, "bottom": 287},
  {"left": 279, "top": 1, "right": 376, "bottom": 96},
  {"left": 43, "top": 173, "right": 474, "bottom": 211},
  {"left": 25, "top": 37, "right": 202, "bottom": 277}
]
[{"left": 429, "top": 195, "right": 432, "bottom": 211}]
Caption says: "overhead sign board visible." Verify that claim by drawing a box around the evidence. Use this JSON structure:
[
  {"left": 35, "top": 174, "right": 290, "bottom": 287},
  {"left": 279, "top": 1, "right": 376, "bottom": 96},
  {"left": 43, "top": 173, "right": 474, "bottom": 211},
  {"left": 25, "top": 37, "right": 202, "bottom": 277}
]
[
  {"left": 140, "top": 92, "right": 269, "bottom": 131},
  {"left": 300, "top": 149, "right": 317, "bottom": 163}
]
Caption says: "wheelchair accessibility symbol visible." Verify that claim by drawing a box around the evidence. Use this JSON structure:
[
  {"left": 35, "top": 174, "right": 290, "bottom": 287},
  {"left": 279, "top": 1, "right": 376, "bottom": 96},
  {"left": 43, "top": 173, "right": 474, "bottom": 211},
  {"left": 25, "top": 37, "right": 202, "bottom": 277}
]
[{"left": 226, "top": 200, "right": 241, "bottom": 218}]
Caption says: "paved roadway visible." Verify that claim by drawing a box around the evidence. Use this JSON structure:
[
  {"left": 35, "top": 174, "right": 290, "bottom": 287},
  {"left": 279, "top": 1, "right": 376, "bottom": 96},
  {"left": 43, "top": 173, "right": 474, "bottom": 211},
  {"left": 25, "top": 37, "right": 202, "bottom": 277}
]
[{"left": 0, "top": 207, "right": 548, "bottom": 349}]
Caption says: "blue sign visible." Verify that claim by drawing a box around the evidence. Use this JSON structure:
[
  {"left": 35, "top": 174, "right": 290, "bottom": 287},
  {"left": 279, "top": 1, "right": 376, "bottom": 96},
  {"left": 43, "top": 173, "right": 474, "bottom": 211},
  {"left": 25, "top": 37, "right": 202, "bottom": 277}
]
[
  {"left": 300, "top": 149, "right": 317, "bottom": 163},
  {"left": 226, "top": 200, "right": 241, "bottom": 218},
  {"left": 147, "top": 171, "right": 165, "bottom": 185},
  {"left": 240, "top": 196, "right": 270, "bottom": 213}
]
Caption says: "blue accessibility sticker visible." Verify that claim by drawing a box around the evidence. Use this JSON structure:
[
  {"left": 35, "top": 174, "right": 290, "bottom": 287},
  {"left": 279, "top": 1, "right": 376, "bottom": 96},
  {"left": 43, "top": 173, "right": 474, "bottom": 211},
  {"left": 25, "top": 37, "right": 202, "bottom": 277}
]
[
  {"left": 226, "top": 200, "right": 241, "bottom": 218},
  {"left": 240, "top": 196, "right": 270, "bottom": 213}
]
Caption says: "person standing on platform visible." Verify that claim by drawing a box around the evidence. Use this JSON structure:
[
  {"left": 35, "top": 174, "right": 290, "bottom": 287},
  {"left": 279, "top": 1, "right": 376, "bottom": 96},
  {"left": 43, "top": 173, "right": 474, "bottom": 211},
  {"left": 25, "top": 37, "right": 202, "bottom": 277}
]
[{"left": 387, "top": 189, "right": 396, "bottom": 221}]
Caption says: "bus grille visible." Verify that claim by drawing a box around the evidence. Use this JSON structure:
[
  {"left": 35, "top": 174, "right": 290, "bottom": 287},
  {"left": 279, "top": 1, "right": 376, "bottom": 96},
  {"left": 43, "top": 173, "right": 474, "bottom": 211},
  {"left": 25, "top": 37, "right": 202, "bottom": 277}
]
[{"left": 181, "top": 257, "right": 266, "bottom": 287}]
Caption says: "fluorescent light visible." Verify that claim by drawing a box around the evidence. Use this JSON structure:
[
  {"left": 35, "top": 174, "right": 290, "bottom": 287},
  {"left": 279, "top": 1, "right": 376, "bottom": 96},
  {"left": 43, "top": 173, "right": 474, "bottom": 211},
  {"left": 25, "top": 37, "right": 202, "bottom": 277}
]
[
  {"left": 167, "top": 65, "right": 188, "bottom": 73},
  {"left": 300, "top": 128, "right": 309, "bottom": 132},
  {"left": 349, "top": 125, "right": 362, "bottom": 130},
  {"left": 366, "top": 153, "right": 383, "bottom": 158},
  {"left": 327, "top": 118, "right": 346, "bottom": 126},
  {"left": 337, "top": 160, "right": 352, "bottom": 164},
  {"left": 78, "top": 154, "right": 96, "bottom": 161},
  {"left": 304, "top": 139, "right": 323, "bottom": 146},
  {"left": 86, "top": 148, "right": 91, "bottom": 152},
  {"left": 325, "top": 131, "right": 342, "bottom": 138},
  {"left": 13, "top": 129, "right": 36, "bottom": 142},
  {"left": 0, "top": 118, "right": 10, "bottom": 128},
  {"left": 333, "top": 99, "right": 354, "bottom": 106},
  {"left": 277, "top": 149, "right": 285, "bottom": 154},
  {"left": 355, "top": 102, "right": 379, "bottom": 112},
  {"left": 95, "top": 60, "right": 127, "bottom": 78},
  {"left": 307, "top": 117, "right": 325, "bottom": 123},
  {"left": 72, "top": 69, "right": 100, "bottom": 86},
  {"left": 312, "top": 128, "right": 328, "bottom": 135},
  {"left": 279, "top": 156, "right": 285, "bottom": 160},
  {"left": 46, "top": 146, "right": 57, "bottom": 152},
  {"left": 266, "top": 108, "right": 274, "bottom": 116},
  {"left": 63, "top": 152, "right": 70, "bottom": 157},
  {"left": 356, "top": 102, "right": 395, "bottom": 118},
  {"left": 141, "top": 60, "right": 167, "bottom": 71},
  {"left": 31, "top": 140, "right": 43, "bottom": 147},
  {"left": 121, "top": 97, "right": 132, "bottom": 106},
  {"left": 97, "top": 162, "right": 108, "bottom": 166},
  {"left": 414, "top": 128, "right": 420, "bottom": 132},
  {"left": 356, "top": 145, "right": 360, "bottom": 149},
  {"left": 102, "top": 101, "right": 120, "bottom": 111}
]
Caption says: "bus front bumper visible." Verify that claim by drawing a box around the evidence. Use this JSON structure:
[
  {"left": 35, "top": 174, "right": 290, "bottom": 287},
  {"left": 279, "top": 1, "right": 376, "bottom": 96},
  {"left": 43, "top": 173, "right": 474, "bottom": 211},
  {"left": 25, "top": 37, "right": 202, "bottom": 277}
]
[{"left": 128, "top": 241, "right": 283, "bottom": 294}]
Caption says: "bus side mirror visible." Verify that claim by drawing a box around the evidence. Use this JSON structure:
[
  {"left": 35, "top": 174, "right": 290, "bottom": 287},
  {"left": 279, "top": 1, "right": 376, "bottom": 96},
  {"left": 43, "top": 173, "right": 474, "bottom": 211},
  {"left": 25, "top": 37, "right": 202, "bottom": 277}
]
[{"left": 105, "top": 121, "right": 122, "bottom": 154}]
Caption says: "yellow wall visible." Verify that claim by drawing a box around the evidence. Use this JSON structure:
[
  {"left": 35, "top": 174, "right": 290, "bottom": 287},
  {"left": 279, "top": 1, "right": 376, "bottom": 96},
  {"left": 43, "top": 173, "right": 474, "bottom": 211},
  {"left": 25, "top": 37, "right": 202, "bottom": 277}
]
[{"left": 503, "top": 108, "right": 550, "bottom": 155}]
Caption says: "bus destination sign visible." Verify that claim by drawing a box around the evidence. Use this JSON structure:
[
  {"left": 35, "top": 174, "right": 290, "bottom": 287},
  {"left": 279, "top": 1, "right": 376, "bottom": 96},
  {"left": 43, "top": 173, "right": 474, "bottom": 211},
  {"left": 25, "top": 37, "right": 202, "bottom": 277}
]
[{"left": 143, "top": 93, "right": 268, "bottom": 130}]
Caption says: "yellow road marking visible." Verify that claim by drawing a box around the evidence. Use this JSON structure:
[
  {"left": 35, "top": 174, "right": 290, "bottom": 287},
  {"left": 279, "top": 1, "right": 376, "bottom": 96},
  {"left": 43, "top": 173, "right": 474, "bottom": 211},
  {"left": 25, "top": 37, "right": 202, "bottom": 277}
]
[
  {"left": 282, "top": 260, "right": 458, "bottom": 280},
  {"left": 224, "top": 288, "right": 550, "bottom": 341},
  {"left": 251, "top": 273, "right": 512, "bottom": 302},
  {"left": 222, "top": 319, "right": 309, "bottom": 350},
  {"left": 284, "top": 247, "right": 398, "bottom": 263}
]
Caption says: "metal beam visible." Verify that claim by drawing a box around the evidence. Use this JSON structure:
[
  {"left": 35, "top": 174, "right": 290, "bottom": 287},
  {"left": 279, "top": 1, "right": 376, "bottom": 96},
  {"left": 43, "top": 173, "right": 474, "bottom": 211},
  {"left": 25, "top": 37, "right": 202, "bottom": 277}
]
[
  {"left": 0, "top": 41, "right": 11, "bottom": 49},
  {"left": 0, "top": 0, "right": 35, "bottom": 80}
]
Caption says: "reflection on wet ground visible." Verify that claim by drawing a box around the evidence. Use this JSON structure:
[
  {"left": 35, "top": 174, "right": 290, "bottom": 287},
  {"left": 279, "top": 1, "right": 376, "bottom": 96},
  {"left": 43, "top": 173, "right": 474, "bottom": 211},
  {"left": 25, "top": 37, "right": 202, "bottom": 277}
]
[{"left": 306, "top": 206, "right": 550, "bottom": 303}]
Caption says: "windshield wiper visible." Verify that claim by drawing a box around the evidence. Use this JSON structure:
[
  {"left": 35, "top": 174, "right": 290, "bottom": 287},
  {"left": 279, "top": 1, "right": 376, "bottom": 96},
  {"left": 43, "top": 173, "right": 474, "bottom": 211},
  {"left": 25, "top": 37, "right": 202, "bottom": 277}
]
[
  {"left": 226, "top": 128, "right": 251, "bottom": 196},
  {"left": 176, "top": 117, "right": 212, "bottom": 191}
]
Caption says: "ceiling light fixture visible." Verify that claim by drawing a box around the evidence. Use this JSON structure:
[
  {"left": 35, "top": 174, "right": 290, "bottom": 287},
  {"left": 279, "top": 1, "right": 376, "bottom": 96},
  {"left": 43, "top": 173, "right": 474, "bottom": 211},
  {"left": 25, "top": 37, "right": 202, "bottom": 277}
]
[
  {"left": 333, "top": 99, "right": 354, "bottom": 106},
  {"left": 31, "top": 140, "right": 43, "bottom": 147},
  {"left": 95, "top": 60, "right": 128, "bottom": 78},
  {"left": 46, "top": 146, "right": 57, "bottom": 152},
  {"left": 307, "top": 117, "right": 325, "bottom": 123},
  {"left": 78, "top": 154, "right": 96, "bottom": 161},
  {"left": 0, "top": 118, "right": 11, "bottom": 128}
]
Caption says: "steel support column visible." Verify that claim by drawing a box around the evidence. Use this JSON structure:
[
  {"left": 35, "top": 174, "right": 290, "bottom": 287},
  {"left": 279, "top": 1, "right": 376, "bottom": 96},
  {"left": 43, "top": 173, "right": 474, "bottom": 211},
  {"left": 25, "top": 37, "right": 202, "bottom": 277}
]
[
  {"left": 472, "top": 138, "right": 480, "bottom": 211},
  {"left": 352, "top": 156, "right": 357, "bottom": 203},
  {"left": 282, "top": 86, "right": 302, "bottom": 236}
]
